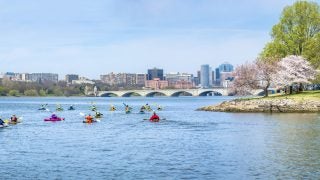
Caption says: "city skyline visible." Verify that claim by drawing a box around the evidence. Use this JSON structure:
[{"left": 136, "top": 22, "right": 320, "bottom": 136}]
[{"left": 0, "top": 0, "right": 296, "bottom": 79}]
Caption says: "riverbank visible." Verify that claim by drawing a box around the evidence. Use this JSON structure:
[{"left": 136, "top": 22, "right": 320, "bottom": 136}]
[{"left": 198, "top": 91, "right": 320, "bottom": 113}]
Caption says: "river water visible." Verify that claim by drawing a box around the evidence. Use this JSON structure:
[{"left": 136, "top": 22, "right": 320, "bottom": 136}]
[{"left": 0, "top": 97, "right": 319, "bottom": 179}]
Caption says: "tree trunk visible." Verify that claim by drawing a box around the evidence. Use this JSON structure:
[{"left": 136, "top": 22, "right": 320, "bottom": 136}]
[
  {"left": 298, "top": 83, "right": 303, "bottom": 93},
  {"left": 264, "top": 82, "right": 270, "bottom": 97},
  {"left": 264, "top": 87, "right": 269, "bottom": 97},
  {"left": 289, "top": 86, "right": 293, "bottom": 94}
]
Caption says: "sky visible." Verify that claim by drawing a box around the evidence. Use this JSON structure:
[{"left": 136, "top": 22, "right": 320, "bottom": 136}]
[{"left": 0, "top": 0, "right": 305, "bottom": 79}]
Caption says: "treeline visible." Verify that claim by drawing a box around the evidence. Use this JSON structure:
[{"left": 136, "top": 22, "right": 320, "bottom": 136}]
[
  {"left": 0, "top": 78, "right": 87, "bottom": 97},
  {"left": 0, "top": 78, "right": 146, "bottom": 97}
]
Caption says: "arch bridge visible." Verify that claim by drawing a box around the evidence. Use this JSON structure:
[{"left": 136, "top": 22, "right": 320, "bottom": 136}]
[{"left": 89, "top": 88, "right": 263, "bottom": 97}]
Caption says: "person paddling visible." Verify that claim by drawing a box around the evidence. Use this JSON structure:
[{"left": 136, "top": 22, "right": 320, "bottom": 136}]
[
  {"left": 95, "top": 111, "right": 103, "bottom": 118},
  {"left": 125, "top": 105, "right": 132, "bottom": 113},
  {"left": 10, "top": 115, "right": 18, "bottom": 123},
  {"left": 140, "top": 106, "right": 146, "bottom": 113},
  {"left": 85, "top": 114, "right": 94, "bottom": 123},
  {"left": 149, "top": 112, "right": 160, "bottom": 122},
  {"left": 51, "top": 114, "right": 58, "bottom": 120},
  {"left": 0, "top": 117, "right": 5, "bottom": 126},
  {"left": 68, "top": 105, "right": 75, "bottom": 110}
]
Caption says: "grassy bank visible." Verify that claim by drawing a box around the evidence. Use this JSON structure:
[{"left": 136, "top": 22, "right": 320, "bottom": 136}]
[{"left": 245, "top": 90, "right": 320, "bottom": 101}]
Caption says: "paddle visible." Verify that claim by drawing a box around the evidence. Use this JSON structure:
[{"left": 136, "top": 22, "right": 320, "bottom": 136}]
[{"left": 143, "top": 118, "right": 166, "bottom": 121}]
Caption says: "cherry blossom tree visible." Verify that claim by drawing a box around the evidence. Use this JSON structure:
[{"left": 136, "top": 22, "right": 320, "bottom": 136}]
[
  {"left": 275, "top": 55, "right": 317, "bottom": 94},
  {"left": 231, "top": 60, "right": 278, "bottom": 97},
  {"left": 231, "top": 62, "right": 258, "bottom": 96},
  {"left": 256, "top": 59, "right": 279, "bottom": 97}
]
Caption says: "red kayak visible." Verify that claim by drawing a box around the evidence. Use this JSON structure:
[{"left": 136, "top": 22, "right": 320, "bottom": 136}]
[
  {"left": 44, "top": 117, "right": 65, "bottom": 121},
  {"left": 149, "top": 119, "right": 160, "bottom": 122}
]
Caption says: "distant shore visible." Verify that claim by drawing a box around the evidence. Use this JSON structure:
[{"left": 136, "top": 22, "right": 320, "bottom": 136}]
[{"left": 198, "top": 91, "right": 320, "bottom": 113}]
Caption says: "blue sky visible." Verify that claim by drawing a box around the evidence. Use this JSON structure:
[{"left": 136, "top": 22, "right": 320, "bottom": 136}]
[{"left": 0, "top": 0, "right": 304, "bottom": 79}]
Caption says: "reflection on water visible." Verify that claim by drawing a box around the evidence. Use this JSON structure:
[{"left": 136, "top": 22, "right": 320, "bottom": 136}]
[{"left": 0, "top": 97, "right": 319, "bottom": 179}]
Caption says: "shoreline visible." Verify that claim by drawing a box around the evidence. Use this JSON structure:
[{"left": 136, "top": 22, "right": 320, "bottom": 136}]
[{"left": 198, "top": 91, "right": 320, "bottom": 113}]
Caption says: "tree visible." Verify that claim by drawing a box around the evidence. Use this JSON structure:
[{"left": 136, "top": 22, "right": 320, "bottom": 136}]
[
  {"left": 275, "top": 55, "right": 317, "bottom": 93},
  {"left": 39, "top": 89, "right": 47, "bottom": 96},
  {"left": 231, "top": 62, "right": 259, "bottom": 96},
  {"left": 8, "top": 90, "right": 20, "bottom": 97},
  {"left": 24, "top": 89, "right": 39, "bottom": 96},
  {"left": 0, "top": 86, "right": 9, "bottom": 96},
  {"left": 231, "top": 60, "right": 279, "bottom": 97},
  {"left": 256, "top": 59, "right": 279, "bottom": 97},
  {"left": 261, "top": 1, "right": 320, "bottom": 69}
]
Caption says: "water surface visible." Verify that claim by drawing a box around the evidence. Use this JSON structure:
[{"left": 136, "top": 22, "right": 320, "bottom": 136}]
[{"left": 0, "top": 97, "right": 319, "bottom": 179}]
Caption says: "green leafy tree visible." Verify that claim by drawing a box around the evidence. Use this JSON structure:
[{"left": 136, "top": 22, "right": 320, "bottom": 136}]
[
  {"left": 53, "top": 88, "right": 64, "bottom": 96},
  {"left": 39, "top": 89, "right": 47, "bottom": 96},
  {"left": 24, "top": 89, "right": 39, "bottom": 96},
  {"left": 8, "top": 90, "right": 20, "bottom": 96},
  {"left": 0, "top": 86, "right": 9, "bottom": 96},
  {"left": 261, "top": 1, "right": 320, "bottom": 69}
]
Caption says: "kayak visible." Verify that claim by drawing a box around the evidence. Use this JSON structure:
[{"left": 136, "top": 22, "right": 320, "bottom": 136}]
[
  {"left": 150, "top": 119, "right": 160, "bottom": 122},
  {"left": 44, "top": 117, "right": 65, "bottom": 121},
  {"left": 83, "top": 120, "right": 97, "bottom": 123},
  {"left": 95, "top": 115, "right": 103, "bottom": 118},
  {"left": 8, "top": 121, "right": 21, "bottom": 125},
  {"left": 125, "top": 111, "right": 131, "bottom": 114},
  {"left": 68, "top": 108, "right": 75, "bottom": 110},
  {"left": 0, "top": 124, "right": 9, "bottom": 128},
  {"left": 56, "top": 108, "right": 64, "bottom": 111},
  {"left": 139, "top": 111, "right": 145, "bottom": 114},
  {"left": 38, "top": 108, "right": 46, "bottom": 110},
  {"left": 143, "top": 118, "right": 166, "bottom": 122}
]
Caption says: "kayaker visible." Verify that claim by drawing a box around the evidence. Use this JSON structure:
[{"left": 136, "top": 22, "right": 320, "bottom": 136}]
[
  {"left": 145, "top": 103, "right": 151, "bottom": 111},
  {"left": 149, "top": 112, "right": 160, "bottom": 122},
  {"left": 140, "top": 106, "right": 145, "bottom": 113},
  {"left": 0, "top": 118, "right": 5, "bottom": 126},
  {"left": 92, "top": 106, "right": 97, "bottom": 111},
  {"left": 85, "top": 114, "right": 94, "bottom": 123},
  {"left": 10, "top": 115, "right": 18, "bottom": 123},
  {"left": 51, "top": 114, "right": 58, "bottom": 119},
  {"left": 125, "top": 105, "right": 131, "bottom": 112},
  {"left": 110, "top": 105, "right": 116, "bottom": 111},
  {"left": 95, "top": 111, "right": 103, "bottom": 118},
  {"left": 56, "top": 104, "right": 63, "bottom": 111},
  {"left": 68, "top": 105, "right": 75, "bottom": 110},
  {"left": 39, "top": 104, "right": 47, "bottom": 110}
]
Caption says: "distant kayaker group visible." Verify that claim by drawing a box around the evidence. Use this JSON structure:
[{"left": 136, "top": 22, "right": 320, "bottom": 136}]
[{"left": 0, "top": 102, "right": 164, "bottom": 128}]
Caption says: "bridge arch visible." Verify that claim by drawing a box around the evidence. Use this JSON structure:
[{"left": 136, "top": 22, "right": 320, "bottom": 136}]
[
  {"left": 100, "top": 92, "right": 119, "bottom": 97},
  {"left": 199, "top": 91, "right": 222, "bottom": 96},
  {"left": 146, "top": 91, "right": 167, "bottom": 97},
  {"left": 170, "top": 91, "right": 193, "bottom": 97},
  {"left": 122, "top": 92, "right": 142, "bottom": 97}
]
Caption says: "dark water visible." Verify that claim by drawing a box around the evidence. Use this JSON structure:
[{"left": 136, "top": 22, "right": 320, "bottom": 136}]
[{"left": 0, "top": 97, "right": 319, "bottom": 179}]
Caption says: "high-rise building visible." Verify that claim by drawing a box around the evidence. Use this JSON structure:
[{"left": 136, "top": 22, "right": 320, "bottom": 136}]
[
  {"left": 219, "top": 62, "right": 234, "bottom": 72},
  {"left": 197, "top": 70, "right": 201, "bottom": 82},
  {"left": 65, "top": 74, "right": 79, "bottom": 84},
  {"left": 147, "top": 68, "right": 164, "bottom": 80},
  {"left": 215, "top": 62, "right": 234, "bottom": 87},
  {"left": 211, "top": 71, "right": 215, "bottom": 86},
  {"left": 200, "top": 64, "right": 211, "bottom": 88}
]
